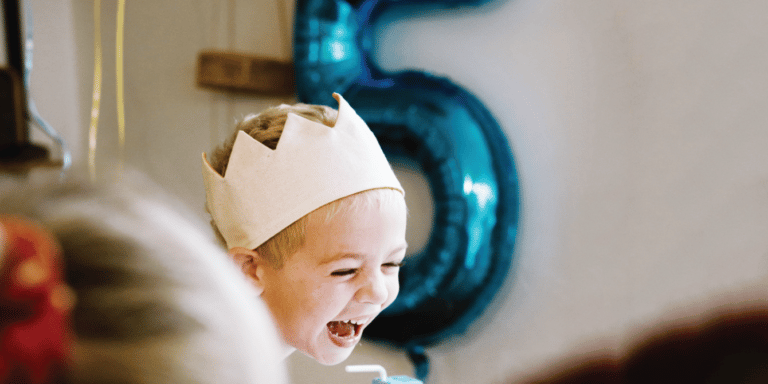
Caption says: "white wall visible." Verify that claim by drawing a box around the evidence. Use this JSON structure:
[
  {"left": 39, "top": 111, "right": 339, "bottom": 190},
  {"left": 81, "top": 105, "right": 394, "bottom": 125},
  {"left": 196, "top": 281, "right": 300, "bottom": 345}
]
[
  {"left": 25, "top": 0, "right": 82, "bottom": 164},
  {"left": 372, "top": 1, "right": 768, "bottom": 383},
  {"left": 58, "top": 0, "right": 298, "bottom": 207},
  {"left": 22, "top": 1, "right": 768, "bottom": 383}
]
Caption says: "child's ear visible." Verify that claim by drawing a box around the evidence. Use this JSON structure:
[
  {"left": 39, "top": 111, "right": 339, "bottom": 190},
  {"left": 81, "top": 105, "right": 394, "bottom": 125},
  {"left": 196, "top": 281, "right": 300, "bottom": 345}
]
[{"left": 228, "top": 247, "right": 266, "bottom": 295}]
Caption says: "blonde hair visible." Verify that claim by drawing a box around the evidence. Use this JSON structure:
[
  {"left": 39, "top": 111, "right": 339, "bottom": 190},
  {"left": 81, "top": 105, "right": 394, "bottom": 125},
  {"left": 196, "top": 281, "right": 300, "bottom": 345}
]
[
  {"left": 207, "top": 103, "right": 404, "bottom": 268},
  {"left": 1, "top": 171, "right": 289, "bottom": 384},
  {"left": 258, "top": 188, "right": 405, "bottom": 269},
  {"left": 208, "top": 103, "right": 338, "bottom": 176}
]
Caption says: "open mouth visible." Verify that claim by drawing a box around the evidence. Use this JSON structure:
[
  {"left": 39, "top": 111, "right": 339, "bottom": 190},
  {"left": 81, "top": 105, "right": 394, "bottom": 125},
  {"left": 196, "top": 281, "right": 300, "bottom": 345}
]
[{"left": 327, "top": 319, "right": 365, "bottom": 348}]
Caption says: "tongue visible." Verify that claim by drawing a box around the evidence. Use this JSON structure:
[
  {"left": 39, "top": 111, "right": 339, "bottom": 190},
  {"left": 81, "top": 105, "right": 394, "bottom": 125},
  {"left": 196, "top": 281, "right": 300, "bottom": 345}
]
[{"left": 328, "top": 321, "right": 354, "bottom": 338}]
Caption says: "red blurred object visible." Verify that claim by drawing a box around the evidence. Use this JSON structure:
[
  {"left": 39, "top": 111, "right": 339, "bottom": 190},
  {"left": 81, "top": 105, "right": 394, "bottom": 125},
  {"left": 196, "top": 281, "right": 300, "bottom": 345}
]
[{"left": 0, "top": 216, "right": 72, "bottom": 384}]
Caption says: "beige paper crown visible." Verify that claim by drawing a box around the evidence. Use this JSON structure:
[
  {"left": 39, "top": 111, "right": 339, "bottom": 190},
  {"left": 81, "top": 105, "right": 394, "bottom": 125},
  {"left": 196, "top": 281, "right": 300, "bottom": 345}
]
[{"left": 202, "top": 93, "right": 403, "bottom": 250}]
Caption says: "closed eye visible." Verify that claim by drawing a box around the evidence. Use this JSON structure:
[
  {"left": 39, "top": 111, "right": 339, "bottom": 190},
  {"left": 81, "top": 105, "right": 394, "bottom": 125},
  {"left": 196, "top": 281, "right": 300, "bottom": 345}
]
[
  {"left": 383, "top": 261, "right": 405, "bottom": 268},
  {"left": 331, "top": 269, "right": 357, "bottom": 276}
]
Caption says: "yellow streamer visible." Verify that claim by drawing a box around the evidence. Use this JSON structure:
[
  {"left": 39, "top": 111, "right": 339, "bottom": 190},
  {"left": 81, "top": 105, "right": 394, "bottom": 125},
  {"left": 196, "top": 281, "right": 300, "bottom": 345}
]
[
  {"left": 88, "top": 0, "right": 102, "bottom": 182},
  {"left": 116, "top": 0, "right": 125, "bottom": 171}
]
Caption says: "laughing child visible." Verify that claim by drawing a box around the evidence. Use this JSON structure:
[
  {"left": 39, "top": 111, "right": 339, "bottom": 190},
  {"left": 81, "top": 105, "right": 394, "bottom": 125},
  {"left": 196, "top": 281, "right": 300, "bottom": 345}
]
[{"left": 202, "top": 93, "right": 407, "bottom": 365}]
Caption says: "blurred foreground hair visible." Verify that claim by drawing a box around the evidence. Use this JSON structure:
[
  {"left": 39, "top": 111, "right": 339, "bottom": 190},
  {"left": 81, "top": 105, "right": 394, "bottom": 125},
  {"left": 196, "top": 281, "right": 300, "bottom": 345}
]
[{"left": 1, "top": 170, "right": 288, "bottom": 384}]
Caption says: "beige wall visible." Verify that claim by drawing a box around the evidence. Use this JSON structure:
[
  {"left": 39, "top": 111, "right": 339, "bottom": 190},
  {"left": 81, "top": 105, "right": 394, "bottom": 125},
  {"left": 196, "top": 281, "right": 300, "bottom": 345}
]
[
  {"left": 58, "top": 0, "right": 298, "bottom": 209},
  {"left": 22, "top": 1, "right": 768, "bottom": 383}
]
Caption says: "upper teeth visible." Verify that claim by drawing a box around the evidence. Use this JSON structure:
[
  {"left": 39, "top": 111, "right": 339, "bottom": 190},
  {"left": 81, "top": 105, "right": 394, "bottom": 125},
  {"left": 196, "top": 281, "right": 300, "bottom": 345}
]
[{"left": 345, "top": 320, "right": 361, "bottom": 325}]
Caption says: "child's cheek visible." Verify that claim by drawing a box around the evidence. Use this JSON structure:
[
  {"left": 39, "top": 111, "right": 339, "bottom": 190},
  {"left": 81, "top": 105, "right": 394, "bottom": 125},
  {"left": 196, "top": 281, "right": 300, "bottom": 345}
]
[{"left": 385, "top": 277, "right": 400, "bottom": 307}]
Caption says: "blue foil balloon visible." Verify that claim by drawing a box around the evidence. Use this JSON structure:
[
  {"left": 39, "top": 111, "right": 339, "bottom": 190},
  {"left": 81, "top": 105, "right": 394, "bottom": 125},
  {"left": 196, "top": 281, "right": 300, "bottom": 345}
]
[{"left": 294, "top": 0, "right": 519, "bottom": 379}]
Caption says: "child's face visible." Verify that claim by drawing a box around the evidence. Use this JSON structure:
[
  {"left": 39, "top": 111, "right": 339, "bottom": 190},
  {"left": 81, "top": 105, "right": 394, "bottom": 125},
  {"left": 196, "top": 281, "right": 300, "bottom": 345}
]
[{"left": 258, "top": 200, "right": 407, "bottom": 365}]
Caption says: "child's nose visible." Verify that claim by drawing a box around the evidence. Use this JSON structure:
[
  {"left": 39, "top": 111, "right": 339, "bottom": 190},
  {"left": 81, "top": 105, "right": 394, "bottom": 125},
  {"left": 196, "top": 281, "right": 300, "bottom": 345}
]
[{"left": 357, "top": 272, "right": 389, "bottom": 305}]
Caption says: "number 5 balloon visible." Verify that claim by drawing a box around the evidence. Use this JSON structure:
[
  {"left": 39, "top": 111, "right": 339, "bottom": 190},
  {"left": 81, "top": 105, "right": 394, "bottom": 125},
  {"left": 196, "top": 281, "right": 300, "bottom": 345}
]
[{"left": 294, "top": 0, "right": 520, "bottom": 379}]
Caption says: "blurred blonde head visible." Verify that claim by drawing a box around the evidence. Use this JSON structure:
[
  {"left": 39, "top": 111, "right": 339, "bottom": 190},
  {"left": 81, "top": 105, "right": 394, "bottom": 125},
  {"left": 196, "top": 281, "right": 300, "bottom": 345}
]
[{"left": 1, "top": 170, "right": 288, "bottom": 384}]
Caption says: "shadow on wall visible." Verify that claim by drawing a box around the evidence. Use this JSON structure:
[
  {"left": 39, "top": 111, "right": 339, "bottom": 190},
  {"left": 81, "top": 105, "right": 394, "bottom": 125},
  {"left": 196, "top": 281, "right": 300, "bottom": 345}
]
[{"left": 516, "top": 306, "right": 768, "bottom": 384}]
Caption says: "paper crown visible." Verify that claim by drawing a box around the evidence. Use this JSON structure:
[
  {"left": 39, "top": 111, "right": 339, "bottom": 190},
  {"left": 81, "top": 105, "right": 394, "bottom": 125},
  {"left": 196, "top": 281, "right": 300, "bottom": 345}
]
[{"left": 202, "top": 93, "right": 403, "bottom": 250}]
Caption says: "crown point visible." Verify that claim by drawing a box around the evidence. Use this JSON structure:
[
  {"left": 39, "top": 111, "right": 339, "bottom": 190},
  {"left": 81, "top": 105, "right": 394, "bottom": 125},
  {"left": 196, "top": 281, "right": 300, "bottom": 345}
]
[
  {"left": 332, "top": 94, "right": 368, "bottom": 137},
  {"left": 226, "top": 131, "right": 274, "bottom": 177},
  {"left": 201, "top": 152, "right": 224, "bottom": 181},
  {"left": 332, "top": 93, "right": 354, "bottom": 117}
]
